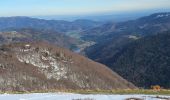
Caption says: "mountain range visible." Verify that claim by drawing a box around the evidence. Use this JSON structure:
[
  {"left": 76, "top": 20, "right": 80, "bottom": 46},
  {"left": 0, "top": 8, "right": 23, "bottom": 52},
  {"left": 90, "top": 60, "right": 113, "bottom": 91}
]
[
  {"left": 0, "top": 17, "right": 101, "bottom": 33},
  {"left": 0, "top": 16, "right": 103, "bottom": 51},
  {"left": 0, "top": 12, "right": 170, "bottom": 90},
  {"left": 81, "top": 12, "right": 170, "bottom": 41}
]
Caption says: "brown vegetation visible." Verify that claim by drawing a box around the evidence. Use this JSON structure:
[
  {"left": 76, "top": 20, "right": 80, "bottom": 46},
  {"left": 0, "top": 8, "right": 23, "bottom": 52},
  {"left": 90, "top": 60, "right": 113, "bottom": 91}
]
[
  {"left": 151, "top": 85, "right": 161, "bottom": 91},
  {"left": 0, "top": 42, "right": 136, "bottom": 92}
]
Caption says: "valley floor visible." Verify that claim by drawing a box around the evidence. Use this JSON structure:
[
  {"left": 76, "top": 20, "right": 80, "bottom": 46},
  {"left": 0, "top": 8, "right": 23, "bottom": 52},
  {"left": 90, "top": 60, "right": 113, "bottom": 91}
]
[{"left": 0, "top": 93, "right": 170, "bottom": 100}]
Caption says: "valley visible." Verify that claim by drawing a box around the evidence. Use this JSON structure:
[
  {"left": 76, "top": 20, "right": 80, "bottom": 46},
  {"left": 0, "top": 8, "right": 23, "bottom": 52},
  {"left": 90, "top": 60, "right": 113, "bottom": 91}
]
[{"left": 1, "top": 0, "right": 170, "bottom": 99}]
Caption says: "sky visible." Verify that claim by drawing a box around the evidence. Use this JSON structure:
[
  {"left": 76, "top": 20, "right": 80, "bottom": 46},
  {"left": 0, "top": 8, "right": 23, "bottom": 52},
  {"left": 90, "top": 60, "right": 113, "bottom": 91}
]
[{"left": 0, "top": 0, "right": 170, "bottom": 17}]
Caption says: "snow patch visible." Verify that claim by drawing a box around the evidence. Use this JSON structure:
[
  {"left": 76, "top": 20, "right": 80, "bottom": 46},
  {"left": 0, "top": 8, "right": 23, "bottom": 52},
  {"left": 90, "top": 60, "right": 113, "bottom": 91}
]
[
  {"left": 0, "top": 93, "right": 170, "bottom": 100},
  {"left": 128, "top": 35, "right": 139, "bottom": 40},
  {"left": 25, "top": 44, "right": 30, "bottom": 47},
  {"left": 15, "top": 47, "right": 67, "bottom": 80},
  {"left": 156, "top": 14, "right": 170, "bottom": 18}
]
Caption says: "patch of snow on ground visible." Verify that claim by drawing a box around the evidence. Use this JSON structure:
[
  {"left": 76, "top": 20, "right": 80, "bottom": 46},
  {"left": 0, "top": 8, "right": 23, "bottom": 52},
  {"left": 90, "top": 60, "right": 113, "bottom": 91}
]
[{"left": 0, "top": 93, "right": 170, "bottom": 100}]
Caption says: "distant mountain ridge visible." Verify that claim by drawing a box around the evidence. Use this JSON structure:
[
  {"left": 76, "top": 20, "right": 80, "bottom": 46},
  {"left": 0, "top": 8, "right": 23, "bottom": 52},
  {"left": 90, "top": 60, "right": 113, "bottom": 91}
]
[
  {"left": 0, "top": 16, "right": 102, "bottom": 33},
  {"left": 84, "top": 12, "right": 170, "bottom": 58},
  {"left": 81, "top": 12, "right": 170, "bottom": 42},
  {"left": 84, "top": 12, "right": 170, "bottom": 61}
]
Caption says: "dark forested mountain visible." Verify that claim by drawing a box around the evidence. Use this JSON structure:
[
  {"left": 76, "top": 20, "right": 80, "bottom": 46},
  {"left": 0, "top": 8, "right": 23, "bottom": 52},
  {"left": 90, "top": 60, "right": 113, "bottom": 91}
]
[
  {"left": 0, "top": 28, "right": 83, "bottom": 50},
  {"left": 84, "top": 34, "right": 137, "bottom": 62},
  {"left": 86, "top": 31, "right": 170, "bottom": 88},
  {"left": 0, "top": 42, "right": 136, "bottom": 91},
  {"left": 0, "top": 17, "right": 101, "bottom": 33},
  {"left": 84, "top": 12, "right": 170, "bottom": 88}
]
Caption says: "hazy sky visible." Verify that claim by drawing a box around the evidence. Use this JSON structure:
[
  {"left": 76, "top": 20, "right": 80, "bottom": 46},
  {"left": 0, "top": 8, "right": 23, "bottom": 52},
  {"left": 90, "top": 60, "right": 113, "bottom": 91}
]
[{"left": 0, "top": 0, "right": 170, "bottom": 16}]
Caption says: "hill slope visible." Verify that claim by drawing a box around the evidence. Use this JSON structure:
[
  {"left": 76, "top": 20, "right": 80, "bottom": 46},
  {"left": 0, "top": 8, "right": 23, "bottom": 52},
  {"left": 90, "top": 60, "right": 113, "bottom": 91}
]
[
  {"left": 0, "top": 42, "right": 136, "bottom": 91},
  {"left": 87, "top": 31, "right": 170, "bottom": 88},
  {"left": 0, "top": 28, "right": 84, "bottom": 50},
  {"left": 84, "top": 12, "right": 170, "bottom": 88},
  {"left": 110, "top": 31, "right": 170, "bottom": 88}
]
